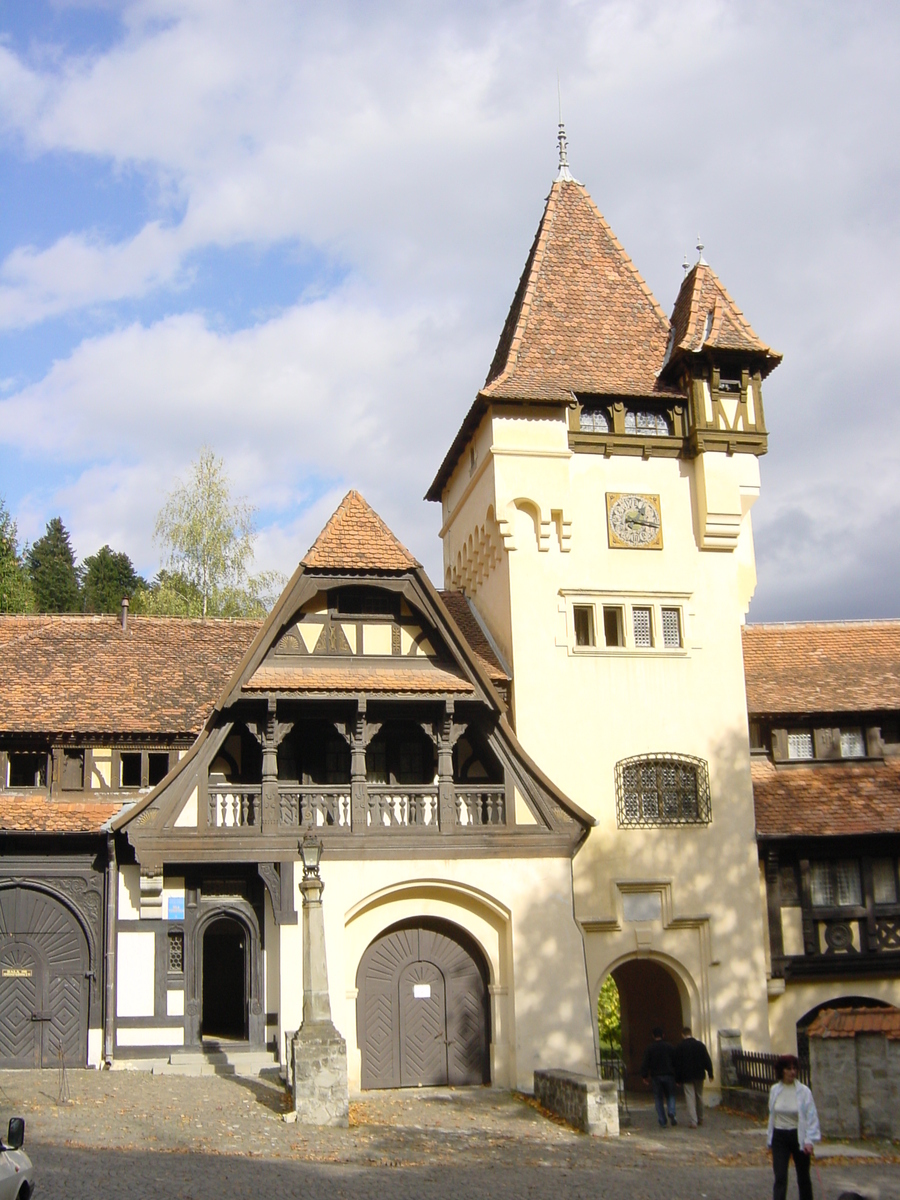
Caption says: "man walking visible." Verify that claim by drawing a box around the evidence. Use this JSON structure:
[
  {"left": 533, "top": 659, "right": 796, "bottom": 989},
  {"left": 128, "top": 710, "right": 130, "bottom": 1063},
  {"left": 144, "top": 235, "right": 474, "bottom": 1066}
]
[
  {"left": 641, "top": 1026, "right": 677, "bottom": 1127},
  {"left": 674, "top": 1025, "right": 714, "bottom": 1127}
]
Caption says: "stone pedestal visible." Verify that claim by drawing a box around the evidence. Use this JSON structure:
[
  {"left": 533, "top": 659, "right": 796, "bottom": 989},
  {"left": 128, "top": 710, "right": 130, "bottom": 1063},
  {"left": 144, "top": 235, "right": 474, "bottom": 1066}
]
[{"left": 292, "top": 1022, "right": 349, "bottom": 1127}]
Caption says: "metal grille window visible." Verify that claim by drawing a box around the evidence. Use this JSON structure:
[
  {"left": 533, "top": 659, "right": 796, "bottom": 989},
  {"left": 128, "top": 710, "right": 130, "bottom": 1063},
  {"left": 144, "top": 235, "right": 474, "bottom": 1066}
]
[
  {"left": 579, "top": 406, "right": 610, "bottom": 433},
  {"left": 633, "top": 607, "right": 653, "bottom": 647},
  {"left": 661, "top": 607, "right": 682, "bottom": 648},
  {"left": 615, "top": 755, "right": 711, "bottom": 827},
  {"left": 840, "top": 729, "right": 865, "bottom": 758},
  {"left": 809, "top": 860, "right": 862, "bottom": 908},
  {"left": 787, "top": 731, "right": 814, "bottom": 760},
  {"left": 167, "top": 930, "right": 184, "bottom": 974}
]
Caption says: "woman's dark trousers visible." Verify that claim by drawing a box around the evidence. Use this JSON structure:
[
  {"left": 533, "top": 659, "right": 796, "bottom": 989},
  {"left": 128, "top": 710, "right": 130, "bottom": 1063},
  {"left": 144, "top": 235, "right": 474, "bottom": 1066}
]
[{"left": 772, "top": 1128, "right": 812, "bottom": 1200}]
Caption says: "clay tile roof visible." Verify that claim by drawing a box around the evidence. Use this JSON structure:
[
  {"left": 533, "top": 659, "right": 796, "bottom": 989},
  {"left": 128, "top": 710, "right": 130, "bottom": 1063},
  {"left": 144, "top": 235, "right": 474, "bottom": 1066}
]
[
  {"left": 438, "top": 590, "right": 510, "bottom": 685},
  {"left": 481, "top": 179, "right": 675, "bottom": 402},
  {"left": 665, "top": 261, "right": 782, "bottom": 378},
  {"left": 752, "top": 757, "right": 900, "bottom": 838},
  {"left": 302, "top": 490, "right": 418, "bottom": 572},
  {"left": 808, "top": 1007, "right": 900, "bottom": 1040},
  {"left": 0, "top": 796, "right": 123, "bottom": 834},
  {"left": 0, "top": 615, "right": 259, "bottom": 735},
  {"left": 244, "top": 662, "right": 474, "bottom": 695},
  {"left": 743, "top": 621, "right": 900, "bottom": 714}
]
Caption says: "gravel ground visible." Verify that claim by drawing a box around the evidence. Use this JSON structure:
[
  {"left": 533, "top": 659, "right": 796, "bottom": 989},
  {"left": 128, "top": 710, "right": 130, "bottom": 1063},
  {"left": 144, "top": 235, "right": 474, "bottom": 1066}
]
[{"left": 0, "top": 1069, "right": 897, "bottom": 1199}]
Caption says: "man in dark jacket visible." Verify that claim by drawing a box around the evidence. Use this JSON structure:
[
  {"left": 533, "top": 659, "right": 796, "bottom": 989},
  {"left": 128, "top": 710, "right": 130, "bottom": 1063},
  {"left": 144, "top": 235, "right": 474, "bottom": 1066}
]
[
  {"left": 673, "top": 1025, "right": 714, "bottom": 1127},
  {"left": 640, "top": 1026, "right": 677, "bottom": 1127}
]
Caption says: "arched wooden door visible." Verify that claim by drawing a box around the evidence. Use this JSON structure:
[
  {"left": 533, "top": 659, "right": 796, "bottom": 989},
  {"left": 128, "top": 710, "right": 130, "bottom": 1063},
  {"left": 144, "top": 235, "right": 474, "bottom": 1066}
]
[
  {"left": 0, "top": 887, "right": 89, "bottom": 1068},
  {"left": 357, "top": 920, "right": 490, "bottom": 1089}
]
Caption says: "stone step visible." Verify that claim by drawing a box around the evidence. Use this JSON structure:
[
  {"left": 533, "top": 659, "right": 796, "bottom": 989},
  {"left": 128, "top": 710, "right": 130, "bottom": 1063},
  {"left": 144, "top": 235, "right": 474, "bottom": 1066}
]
[{"left": 152, "top": 1044, "right": 279, "bottom": 1078}]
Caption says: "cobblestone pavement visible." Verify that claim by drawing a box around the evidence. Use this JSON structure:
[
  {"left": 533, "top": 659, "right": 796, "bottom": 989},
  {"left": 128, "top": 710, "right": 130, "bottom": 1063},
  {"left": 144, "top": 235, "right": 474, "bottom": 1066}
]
[{"left": 1, "top": 1070, "right": 898, "bottom": 1199}]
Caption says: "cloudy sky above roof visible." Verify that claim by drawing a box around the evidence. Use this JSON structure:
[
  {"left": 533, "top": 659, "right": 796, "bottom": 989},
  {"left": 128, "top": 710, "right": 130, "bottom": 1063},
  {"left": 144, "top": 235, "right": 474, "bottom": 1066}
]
[{"left": 0, "top": 0, "right": 897, "bottom": 621}]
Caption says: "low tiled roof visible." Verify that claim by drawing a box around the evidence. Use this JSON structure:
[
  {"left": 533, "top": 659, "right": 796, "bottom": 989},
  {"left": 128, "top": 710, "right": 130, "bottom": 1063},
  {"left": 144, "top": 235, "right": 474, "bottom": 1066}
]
[
  {"left": 302, "top": 491, "right": 418, "bottom": 572},
  {"left": 752, "top": 756, "right": 900, "bottom": 837},
  {"left": 482, "top": 179, "right": 674, "bottom": 403},
  {"left": 808, "top": 1007, "right": 900, "bottom": 1040},
  {"left": 664, "top": 261, "right": 781, "bottom": 378},
  {"left": 438, "top": 591, "right": 509, "bottom": 684},
  {"left": 0, "top": 796, "right": 123, "bottom": 833},
  {"left": 0, "top": 614, "right": 258, "bottom": 735},
  {"left": 743, "top": 621, "right": 900, "bottom": 714},
  {"left": 244, "top": 662, "right": 476, "bottom": 695}
]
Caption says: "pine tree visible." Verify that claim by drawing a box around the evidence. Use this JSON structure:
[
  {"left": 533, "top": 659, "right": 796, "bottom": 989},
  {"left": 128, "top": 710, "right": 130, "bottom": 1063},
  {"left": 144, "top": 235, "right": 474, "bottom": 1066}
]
[
  {"left": 0, "top": 498, "right": 34, "bottom": 613},
  {"left": 81, "top": 545, "right": 144, "bottom": 614},
  {"left": 27, "top": 517, "right": 81, "bottom": 613}
]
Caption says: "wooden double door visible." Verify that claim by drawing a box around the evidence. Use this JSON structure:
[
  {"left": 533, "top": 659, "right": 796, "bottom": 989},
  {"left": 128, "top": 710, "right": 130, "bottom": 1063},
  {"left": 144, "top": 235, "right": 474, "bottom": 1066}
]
[
  {"left": 357, "top": 920, "right": 490, "bottom": 1089},
  {"left": 0, "top": 887, "right": 89, "bottom": 1068}
]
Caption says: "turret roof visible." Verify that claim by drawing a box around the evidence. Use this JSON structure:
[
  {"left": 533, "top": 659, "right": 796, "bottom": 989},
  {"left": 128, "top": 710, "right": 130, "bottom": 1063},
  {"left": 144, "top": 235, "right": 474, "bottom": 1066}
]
[
  {"left": 664, "top": 260, "right": 782, "bottom": 378},
  {"left": 302, "top": 490, "right": 418, "bottom": 572},
  {"left": 482, "top": 178, "right": 674, "bottom": 402}
]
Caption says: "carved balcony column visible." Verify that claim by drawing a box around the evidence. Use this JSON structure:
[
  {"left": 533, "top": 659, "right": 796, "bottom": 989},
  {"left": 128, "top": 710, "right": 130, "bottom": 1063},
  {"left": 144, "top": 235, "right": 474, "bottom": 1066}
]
[
  {"left": 248, "top": 698, "right": 293, "bottom": 833},
  {"left": 428, "top": 701, "right": 466, "bottom": 833},
  {"left": 335, "top": 698, "right": 381, "bottom": 834}
]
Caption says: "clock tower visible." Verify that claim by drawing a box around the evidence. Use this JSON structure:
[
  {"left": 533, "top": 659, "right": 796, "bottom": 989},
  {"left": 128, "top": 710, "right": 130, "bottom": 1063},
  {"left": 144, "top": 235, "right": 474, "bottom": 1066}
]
[{"left": 428, "top": 131, "right": 783, "bottom": 1081}]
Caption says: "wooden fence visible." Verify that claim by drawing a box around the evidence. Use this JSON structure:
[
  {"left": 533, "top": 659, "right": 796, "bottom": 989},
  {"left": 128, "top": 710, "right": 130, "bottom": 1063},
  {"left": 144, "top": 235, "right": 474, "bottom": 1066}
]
[{"left": 730, "top": 1049, "right": 810, "bottom": 1092}]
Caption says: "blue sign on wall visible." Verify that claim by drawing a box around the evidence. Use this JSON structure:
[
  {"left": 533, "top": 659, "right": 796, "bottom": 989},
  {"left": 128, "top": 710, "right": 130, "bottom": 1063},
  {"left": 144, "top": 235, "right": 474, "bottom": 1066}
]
[{"left": 167, "top": 896, "right": 185, "bottom": 921}]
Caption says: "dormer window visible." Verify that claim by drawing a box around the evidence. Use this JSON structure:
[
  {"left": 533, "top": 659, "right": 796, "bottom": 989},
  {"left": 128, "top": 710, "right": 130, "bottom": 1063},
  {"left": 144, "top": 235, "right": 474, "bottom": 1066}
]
[
  {"left": 579, "top": 406, "right": 610, "bottom": 433},
  {"left": 787, "top": 731, "right": 814, "bottom": 760},
  {"left": 840, "top": 729, "right": 865, "bottom": 758},
  {"left": 624, "top": 410, "right": 671, "bottom": 436}
]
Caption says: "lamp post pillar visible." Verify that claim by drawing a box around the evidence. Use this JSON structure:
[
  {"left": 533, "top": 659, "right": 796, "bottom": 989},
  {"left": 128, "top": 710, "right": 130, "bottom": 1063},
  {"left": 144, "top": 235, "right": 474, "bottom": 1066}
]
[{"left": 291, "top": 846, "right": 349, "bottom": 1126}]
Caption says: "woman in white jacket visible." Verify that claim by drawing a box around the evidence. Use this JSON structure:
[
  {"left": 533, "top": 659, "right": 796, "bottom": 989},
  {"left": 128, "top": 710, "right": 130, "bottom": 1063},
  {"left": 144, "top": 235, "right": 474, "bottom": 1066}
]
[{"left": 767, "top": 1055, "right": 821, "bottom": 1200}]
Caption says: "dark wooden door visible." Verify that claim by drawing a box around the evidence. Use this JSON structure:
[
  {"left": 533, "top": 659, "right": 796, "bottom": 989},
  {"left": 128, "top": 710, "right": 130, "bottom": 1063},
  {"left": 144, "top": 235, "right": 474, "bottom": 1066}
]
[
  {"left": 0, "top": 887, "right": 89, "bottom": 1068},
  {"left": 357, "top": 920, "right": 489, "bottom": 1089}
]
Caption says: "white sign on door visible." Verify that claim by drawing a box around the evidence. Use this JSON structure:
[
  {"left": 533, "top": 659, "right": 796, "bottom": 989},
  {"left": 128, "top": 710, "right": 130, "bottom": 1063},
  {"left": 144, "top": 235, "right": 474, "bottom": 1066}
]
[{"left": 412, "top": 983, "right": 432, "bottom": 999}]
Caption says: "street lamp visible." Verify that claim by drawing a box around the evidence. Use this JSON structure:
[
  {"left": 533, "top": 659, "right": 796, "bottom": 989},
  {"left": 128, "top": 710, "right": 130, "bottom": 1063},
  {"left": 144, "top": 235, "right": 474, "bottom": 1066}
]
[{"left": 299, "top": 835, "right": 323, "bottom": 878}]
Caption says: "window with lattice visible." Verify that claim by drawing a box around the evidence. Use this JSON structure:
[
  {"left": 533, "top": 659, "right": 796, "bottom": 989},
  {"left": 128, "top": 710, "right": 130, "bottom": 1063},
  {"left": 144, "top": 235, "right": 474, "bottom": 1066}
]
[
  {"left": 167, "top": 930, "right": 184, "bottom": 974},
  {"left": 633, "top": 607, "right": 653, "bottom": 647},
  {"left": 787, "top": 731, "right": 814, "bottom": 760},
  {"left": 661, "top": 607, "right": 682, "bottom": 648},
  {"left": 615, "top": 755, "right": 711, "bottom": 827}
]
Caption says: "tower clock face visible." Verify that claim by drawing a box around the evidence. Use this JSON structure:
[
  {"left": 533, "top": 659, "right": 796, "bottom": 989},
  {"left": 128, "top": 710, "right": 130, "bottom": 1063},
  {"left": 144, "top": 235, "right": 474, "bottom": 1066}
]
[{"left": 607, "top": 493, "right": 663, "bottom": 549}]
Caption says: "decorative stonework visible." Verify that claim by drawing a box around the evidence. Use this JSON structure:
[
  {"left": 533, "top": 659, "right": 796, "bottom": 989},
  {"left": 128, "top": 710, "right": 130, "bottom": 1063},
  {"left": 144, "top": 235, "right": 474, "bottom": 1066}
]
[{"left": 291, "top": 1024, "right": 349, "bottom": 1127}]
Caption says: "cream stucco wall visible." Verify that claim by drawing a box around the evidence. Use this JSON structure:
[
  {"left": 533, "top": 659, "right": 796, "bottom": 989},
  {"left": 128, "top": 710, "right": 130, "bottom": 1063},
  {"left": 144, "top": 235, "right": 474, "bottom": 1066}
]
[
  {"left": 768, "top": 979, "right": 900, "bottom": 1055},
  {"left": 440, "top": 404, "right": 772, "bottom": 1053},
  {"left": 282, "top": 856, "right": 596, "bottom": 1094}
]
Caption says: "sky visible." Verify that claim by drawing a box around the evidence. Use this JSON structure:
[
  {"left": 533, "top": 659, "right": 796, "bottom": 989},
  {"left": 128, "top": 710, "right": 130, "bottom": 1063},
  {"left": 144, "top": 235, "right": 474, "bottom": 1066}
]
[{"left": 0, "top": 0, "right": 897, "bottom": 622}]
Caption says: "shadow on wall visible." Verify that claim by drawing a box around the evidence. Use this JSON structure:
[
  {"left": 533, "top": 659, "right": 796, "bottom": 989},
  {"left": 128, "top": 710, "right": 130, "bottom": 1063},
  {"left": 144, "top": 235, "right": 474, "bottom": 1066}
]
[{"left": 575, "top": 721, "right": 773, "bottom": 1057}]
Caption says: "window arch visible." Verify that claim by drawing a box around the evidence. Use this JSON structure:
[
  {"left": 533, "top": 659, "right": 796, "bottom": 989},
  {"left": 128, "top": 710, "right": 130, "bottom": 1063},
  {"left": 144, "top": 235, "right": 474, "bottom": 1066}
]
[{"left": 615, "top": 754, "right": 711, "bottom": 827}]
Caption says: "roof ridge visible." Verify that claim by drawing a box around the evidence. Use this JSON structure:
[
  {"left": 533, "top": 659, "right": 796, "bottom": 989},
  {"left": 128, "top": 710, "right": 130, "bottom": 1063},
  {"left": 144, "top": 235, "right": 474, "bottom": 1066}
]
[
  {"left": 301, "top": 489, "right": 419, "bottom": 572},
  {"left": 745, "top": 619, "right": 900, "bottom": 629}
]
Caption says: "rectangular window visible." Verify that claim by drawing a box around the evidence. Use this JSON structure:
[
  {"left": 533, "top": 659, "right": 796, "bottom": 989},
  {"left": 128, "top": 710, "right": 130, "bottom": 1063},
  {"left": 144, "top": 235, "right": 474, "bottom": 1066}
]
[
  {"left": 840, "top": 729, "right": 866, "bottom": 758},
  {"left": 8, "top": 752, "right": 48, "bottom": 788},
  {"left": 579, "top": 406, "right": 610, "bottom": 433},
  {"left": 148, "top": 752, "right": 170, "bottom": 787},
  {"left": 810, "top": 860, "right": 862, "bottom": 908},
  {"left": 809, "top": 862, "right": 833, "bottom": 907},
  {"left": 603, "top": 606, "right": 624, "bottom": 648},
  {"left": 787, "top": 731, "right": 814, "bottom": 760},
  {"left": 872, "top": 859, "right": 898, "bottom": 905},
  {"left": 167, "top": 930, "right": 184, "bottom": 974},
  {"left": 661, "top": 607, "right": 682, "bottom": 648},
  {"left": 632, "top": 607, "right": 653, "bottom": 647},
  {"left": 120, "top": 752, "right": 142, "bottom": 789},
  {"left": 573, "top": 605, "right": 595, "bottom": 647},
  {"left": 61, "top": 749, "right": 85, "bottom": 791},
  {"left": 779, "top": 864, "right": 801, "bottom": 906}
]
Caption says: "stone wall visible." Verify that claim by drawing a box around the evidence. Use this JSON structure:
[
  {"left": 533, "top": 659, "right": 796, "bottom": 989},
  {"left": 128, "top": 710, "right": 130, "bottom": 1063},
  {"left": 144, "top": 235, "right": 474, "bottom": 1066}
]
[
  {"left": 533, "top": 1069, "right": 619, "bottom": 1137},
  {"left": 810, "top": 1033, "right": 900, "bottom": 1139}
]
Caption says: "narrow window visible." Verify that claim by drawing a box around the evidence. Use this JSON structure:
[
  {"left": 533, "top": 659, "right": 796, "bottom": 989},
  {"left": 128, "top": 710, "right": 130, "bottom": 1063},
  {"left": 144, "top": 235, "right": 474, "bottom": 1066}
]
[
  {"left": 120, "top": 752, "right": 142, "bottom": 789},
  {"left": 661, "top": 607, "right": 682, "bottom": 648},
  {"left": 834, "top": 861, "right": 862, "bottom": 907},
  {"left": 148, "top": 752, "right": 170, "bottom": 787},
  {"left": 840, "top": 729, "right": 865, "bottom": 758},
  {"left": 787, "top": 731, "right": 814, "bottom": 760},
  {"left": 633, "top": 607, "right": 653, "bottom": 647},
  {"left": 872, "top": 859, "right": 898, "bottom": 905},
  {"left": 603, "top": 607, "right": 624, "bottom": 648},
  {"left": 809, "top": 861, "right": 833, "bottom": 907},
  {"left": 573, "top": 605, "right": 595, "bottom": 647},
  {"left": 167, "top": 930, "right": 184, "bottom": 974},
  {"left": 61, "top": 749, "right": 85, "bottom": 791}
]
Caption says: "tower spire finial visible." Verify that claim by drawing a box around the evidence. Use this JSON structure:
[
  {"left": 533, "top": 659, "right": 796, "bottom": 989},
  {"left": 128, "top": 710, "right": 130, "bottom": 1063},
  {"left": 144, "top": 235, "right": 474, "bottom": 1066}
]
[
  {"left": 696, "top": 235, "right": 707, "bottom": 265},
  {"left": 555, "top": 75, "right": 576, "bottom": 183}
]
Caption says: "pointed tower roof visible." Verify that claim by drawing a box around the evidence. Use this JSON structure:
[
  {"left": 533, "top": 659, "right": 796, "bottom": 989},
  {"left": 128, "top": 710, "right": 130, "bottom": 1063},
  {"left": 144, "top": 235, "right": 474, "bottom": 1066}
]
[
  {"left": 302, "top": 490, "right": 418, "bottom": 572},
  {"left": 481, "top": 178, "right": 674, "bottom": 402},
  {"left": 663, "top": 259, "right": 782, "bottom": 380}
]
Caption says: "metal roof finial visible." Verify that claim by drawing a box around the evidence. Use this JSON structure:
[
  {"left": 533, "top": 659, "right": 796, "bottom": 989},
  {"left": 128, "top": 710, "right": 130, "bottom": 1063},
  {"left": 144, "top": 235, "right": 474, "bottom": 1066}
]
[
  {"left": 682, "top": 254, "right": 690, "bottom": 275},
  {"left": 555, "top": 75, "right": 576, "bottom": 183},
  {"left": 696, "top": 235, "right": 707, "bottom": 265}
]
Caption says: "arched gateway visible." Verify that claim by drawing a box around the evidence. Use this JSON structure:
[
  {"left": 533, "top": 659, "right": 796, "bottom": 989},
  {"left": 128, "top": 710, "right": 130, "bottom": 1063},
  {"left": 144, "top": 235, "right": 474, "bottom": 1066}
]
[{"left": 356, "top": 919, "right": 490, "bottom": 1089}]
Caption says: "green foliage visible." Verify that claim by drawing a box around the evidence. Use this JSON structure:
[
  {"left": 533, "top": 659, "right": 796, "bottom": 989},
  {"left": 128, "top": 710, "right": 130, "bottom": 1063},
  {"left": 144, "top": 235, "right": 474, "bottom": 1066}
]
[
  {"left": 597, "top": 974, "right": 621, "bottom": 1050},
  {"left": 153, "top": 448, "right": 273, "bottom": 619},
  {"left": 27, "top": 516, "right": 81, "bottom": 613},
  {"left": 81, "top": 545, "right": 145, "bottom": 614},
  {"left": 0, "top": 498, "right": 35, "bottom": 613}
]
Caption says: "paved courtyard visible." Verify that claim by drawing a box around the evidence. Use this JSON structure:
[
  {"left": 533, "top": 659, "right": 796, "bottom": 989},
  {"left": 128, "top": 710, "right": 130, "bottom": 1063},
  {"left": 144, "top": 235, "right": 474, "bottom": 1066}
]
[{"left": 1, "top": 1069, "right": 898, "bottom": 1199}]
